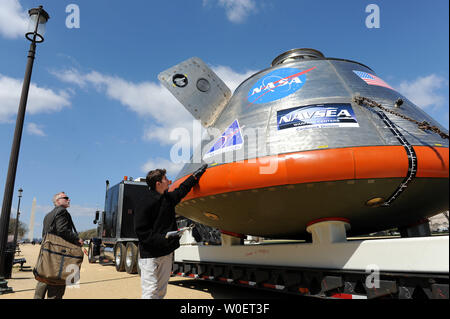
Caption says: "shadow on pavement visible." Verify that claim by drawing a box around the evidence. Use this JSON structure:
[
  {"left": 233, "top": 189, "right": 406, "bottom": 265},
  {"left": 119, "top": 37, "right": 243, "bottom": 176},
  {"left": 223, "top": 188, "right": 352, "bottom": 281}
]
[{"left": 169, "top": 278, "right": 304, "bottom": 299}]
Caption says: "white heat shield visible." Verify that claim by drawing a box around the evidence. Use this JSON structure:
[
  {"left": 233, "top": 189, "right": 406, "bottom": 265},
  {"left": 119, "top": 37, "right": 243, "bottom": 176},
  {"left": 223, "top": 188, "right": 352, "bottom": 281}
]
[{"left": 158, "top": 57, "right": 231, "bottom": 127}]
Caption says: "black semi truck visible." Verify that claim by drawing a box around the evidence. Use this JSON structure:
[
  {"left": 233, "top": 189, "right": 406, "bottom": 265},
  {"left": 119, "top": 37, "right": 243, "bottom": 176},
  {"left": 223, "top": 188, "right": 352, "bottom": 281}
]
[{"left": 88, "top": 178, "right": 148, "bottom": 274}]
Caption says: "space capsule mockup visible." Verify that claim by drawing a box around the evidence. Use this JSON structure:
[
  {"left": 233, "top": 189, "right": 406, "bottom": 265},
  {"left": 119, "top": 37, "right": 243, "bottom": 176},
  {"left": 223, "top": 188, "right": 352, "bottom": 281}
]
[{"left": 159, "top": 49, "right": 449, "bottom": 239}]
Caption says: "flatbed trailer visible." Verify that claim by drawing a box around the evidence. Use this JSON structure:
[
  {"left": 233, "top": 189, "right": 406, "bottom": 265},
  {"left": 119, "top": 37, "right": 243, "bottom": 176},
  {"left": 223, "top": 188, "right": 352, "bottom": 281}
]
[{"left": 172, "top": 220, "right": 449, "bottom": 299}]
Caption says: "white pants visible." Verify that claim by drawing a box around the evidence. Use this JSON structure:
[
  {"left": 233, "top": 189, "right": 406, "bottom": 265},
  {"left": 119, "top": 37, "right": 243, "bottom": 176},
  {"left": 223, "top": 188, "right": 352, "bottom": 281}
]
[{"left": 139, "top": 252, "right": 173, "bottom": 299}]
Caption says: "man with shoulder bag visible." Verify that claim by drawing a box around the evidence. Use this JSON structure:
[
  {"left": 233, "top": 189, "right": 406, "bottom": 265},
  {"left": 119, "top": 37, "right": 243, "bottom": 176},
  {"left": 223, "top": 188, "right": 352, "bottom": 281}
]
[{"left": 33, "top": 192, "right": 84, "bottom": 299}]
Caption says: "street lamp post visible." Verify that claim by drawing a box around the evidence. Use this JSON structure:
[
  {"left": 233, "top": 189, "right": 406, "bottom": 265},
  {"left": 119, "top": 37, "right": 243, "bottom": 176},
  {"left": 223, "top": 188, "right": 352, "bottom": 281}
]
[
  {"left": 0, "top": 6, "right": 49, "bottom": 288},
  {"left": 13, "top": 188, "right": 23, "bottom": 256}
]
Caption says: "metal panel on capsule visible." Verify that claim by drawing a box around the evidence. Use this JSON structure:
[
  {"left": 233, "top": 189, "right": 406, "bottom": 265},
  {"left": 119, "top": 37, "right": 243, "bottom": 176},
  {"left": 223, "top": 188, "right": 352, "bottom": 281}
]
[{"left": 158, "top": 57, "right": 231, "bottom": 127}]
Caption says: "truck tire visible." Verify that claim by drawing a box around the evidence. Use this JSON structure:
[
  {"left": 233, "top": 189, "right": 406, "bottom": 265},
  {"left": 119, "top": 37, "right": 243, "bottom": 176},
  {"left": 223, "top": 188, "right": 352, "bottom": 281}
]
[
  {"left": 88, "top": 241, "right": 96, "bottom": 263},
  {"left": 114, "top": 243, "right": 126, "bottom": 272},
  {"left": 125, "top": 242, "right": 138, "bottom": 274},
  {"left": 137, "top": 249, "right": 141, "bottom": 277}
]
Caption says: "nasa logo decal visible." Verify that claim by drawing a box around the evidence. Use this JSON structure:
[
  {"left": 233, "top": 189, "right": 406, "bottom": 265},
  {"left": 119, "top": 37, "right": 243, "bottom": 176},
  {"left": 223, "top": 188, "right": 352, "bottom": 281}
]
[
  {"left": 248, "top": 67, "right": 316, "bottom": 105},
  {"left": 172, "top": 74, "right": 188, "bottom": 88}
]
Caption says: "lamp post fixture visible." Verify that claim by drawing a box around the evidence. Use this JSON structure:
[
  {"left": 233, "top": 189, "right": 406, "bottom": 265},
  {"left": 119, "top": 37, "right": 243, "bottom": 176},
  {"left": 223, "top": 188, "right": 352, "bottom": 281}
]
[
  {"left": 0, "top": 6, "right": 49, "bottom": 285},
  {"left": 12, "top": 188, "right": 23, "bottom": 257}
]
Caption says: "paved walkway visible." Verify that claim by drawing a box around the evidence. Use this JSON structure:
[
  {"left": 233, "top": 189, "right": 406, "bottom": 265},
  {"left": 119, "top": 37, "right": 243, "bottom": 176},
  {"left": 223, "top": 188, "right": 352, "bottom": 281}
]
[{"left": 0, "top": 244, "right": 286, "bottom": 299}]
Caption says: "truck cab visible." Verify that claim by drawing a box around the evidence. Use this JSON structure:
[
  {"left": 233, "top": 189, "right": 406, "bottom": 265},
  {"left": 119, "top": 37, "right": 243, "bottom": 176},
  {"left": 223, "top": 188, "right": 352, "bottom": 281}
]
[{"left": 88, "top": 177, "right": 149, "bottom": 274}]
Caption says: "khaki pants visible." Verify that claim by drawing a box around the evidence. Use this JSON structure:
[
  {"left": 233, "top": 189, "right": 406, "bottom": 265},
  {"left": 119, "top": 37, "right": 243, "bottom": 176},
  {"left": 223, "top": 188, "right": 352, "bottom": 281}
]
[
  {"left": 34, "top": 281, "right": 66, "bottom": 299},
  {"left": 139, "top": 252, "right": 173, "bottom": 299}
]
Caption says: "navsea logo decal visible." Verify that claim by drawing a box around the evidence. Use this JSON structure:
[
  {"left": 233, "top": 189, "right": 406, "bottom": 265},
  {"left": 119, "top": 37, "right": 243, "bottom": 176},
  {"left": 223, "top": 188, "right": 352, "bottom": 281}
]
[
  {"left": 248, "top": 67, "right": 316, "bottom": 105},
  {"left": 277, "top": 103, "right": 359, "bottom": 131}
]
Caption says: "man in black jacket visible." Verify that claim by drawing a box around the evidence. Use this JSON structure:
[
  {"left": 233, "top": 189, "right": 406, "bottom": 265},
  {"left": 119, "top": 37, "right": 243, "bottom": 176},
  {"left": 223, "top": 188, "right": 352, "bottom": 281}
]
[
  {"left": 33, "top": 192, "right": 83, "bottom": 299},
  {"left": 135, "top": 164, "right": 207, "bottom": 299}
]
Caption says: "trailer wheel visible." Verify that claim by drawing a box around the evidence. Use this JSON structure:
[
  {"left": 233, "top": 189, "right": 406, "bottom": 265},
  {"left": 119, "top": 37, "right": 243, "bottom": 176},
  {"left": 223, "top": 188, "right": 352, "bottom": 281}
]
[
  {"left": 114, "top": 243, "right": 126, "bottom": 272},
  {"left": 125, "top": 242, "right": 138, "bottom": 274},
  {"left": 137, "top": 249, "right": 141, "bottom": 277},
  {"left": 88, "top": 241, "right": 96, "bottom": 263}
]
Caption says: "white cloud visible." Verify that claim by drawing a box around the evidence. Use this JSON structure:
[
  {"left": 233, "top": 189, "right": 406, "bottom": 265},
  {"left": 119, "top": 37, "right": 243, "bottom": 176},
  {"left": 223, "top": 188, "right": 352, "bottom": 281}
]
[
  {"left": 35, "top": 204, "right": 53, "bottom": 213},
  {"left": 53, "top": 64, "right": 256, "bottom": 140},
  {"left": 141, "top": 157, "right": 185, "bottom": 178},
  {"left": 31, "top": 203, "right": 97, "bottom": 233},
  {"left": 397, "top": 74, "right": 448, "bottom": 110},
  {"left": 68, "top": 204, "right": 98, "bottom": 218},
  {"left": 50, "top": 68, "right": 87, "bottom": 88},
  {"left": 0, "top": 0, "right": 28, "bottom": 39},
  {"left": 204, "top": 0, "right": 257, "bottom": 23},
  {"left": 212, "top": 65, "right": 255, "bottom": 91},
  {"left": 219, "top": 0, "right": 256, "bottom": 23},
  {"left": 0, "top": 74, "right": 71, "bottom": 123},
  {"left": 27, "top": 122, "right": 46, "bottom": 136},
  {"left": 34, "top": 202, "right": 96, "bottom": 218},
  {"left": 52, "top": 64, "right": 257, "bottom": 176}
]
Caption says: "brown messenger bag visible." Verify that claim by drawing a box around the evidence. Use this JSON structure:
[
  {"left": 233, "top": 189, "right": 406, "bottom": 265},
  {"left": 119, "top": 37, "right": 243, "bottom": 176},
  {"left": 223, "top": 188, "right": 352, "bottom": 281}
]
[{"left": 33, "top": 213, "right": 84, "bottom": 285}]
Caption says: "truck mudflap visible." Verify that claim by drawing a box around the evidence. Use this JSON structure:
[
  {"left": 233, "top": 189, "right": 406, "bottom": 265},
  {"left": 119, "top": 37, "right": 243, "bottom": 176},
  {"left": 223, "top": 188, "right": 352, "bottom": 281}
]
[{"left": 172, "top": 261, "right": 449, "bottom": 299}]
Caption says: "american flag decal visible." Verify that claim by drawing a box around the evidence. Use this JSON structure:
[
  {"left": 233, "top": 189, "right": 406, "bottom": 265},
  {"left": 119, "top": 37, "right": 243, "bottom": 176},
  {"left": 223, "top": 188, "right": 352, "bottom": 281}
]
[{"left": 353, "top": 70, "right": 394, "bottom": 90}]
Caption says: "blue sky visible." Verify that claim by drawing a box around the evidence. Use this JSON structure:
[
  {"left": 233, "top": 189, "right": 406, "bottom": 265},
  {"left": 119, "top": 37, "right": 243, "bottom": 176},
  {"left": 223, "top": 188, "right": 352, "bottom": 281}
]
[{"left": 0, "top": 0, "right": 448, "bottom": 234}]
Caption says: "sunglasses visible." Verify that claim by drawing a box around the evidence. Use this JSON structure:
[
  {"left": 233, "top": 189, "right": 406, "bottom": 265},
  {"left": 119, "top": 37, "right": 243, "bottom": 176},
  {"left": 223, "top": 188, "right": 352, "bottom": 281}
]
[{"left": 58, "top": 196, "right": 69, "bottom": 200}]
